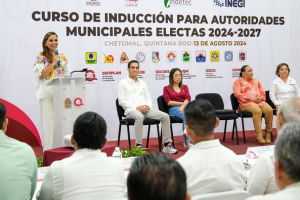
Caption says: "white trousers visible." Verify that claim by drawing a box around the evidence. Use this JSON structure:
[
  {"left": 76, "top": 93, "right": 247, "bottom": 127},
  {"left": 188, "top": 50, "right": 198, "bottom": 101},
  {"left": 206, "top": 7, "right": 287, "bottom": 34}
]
[{"left": 39, "top": 95, "right": 54, "bottom": 151}]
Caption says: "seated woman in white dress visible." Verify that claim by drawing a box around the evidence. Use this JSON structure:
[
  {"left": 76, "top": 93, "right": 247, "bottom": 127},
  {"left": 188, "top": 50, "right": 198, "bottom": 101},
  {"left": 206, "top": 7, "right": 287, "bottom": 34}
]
[{"left": 269, "top": 63, "right": 300, "bottom": 112}]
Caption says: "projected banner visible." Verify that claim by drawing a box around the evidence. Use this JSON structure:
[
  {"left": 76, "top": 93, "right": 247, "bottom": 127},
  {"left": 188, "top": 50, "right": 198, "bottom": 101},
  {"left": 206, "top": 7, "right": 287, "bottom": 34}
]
[{"left": 1, "top": 0, "right": 299, "bottom": 142}]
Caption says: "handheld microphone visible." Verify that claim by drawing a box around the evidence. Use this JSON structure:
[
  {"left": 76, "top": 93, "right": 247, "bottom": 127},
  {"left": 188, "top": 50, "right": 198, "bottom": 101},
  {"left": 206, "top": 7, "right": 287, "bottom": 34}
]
[{"left": 55, "top": 49, "right": 60, "bottom": 67}]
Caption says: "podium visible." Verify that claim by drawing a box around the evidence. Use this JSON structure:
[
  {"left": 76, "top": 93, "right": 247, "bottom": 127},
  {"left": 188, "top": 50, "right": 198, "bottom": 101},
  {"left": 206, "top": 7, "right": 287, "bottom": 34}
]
[{"left": 48, "top": 74, "right": 86, "bottom": 148}]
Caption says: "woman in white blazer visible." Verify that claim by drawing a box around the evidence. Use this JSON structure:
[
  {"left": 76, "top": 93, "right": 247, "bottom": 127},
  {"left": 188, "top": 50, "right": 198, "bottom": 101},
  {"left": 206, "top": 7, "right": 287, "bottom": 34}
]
[{"left": 269, "top": 63, "right": 300, "bottom": 112}]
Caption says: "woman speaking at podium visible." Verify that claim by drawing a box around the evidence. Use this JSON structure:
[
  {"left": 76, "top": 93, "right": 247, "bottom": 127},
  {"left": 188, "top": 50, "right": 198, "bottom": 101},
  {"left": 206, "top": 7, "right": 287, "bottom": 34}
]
[{"left": 32, "top": 31, "right": 71, "bottom": 151}]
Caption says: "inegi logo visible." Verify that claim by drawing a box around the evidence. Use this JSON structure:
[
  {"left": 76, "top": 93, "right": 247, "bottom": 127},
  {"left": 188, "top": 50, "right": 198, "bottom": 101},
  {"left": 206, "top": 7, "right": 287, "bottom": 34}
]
[{"left": 213, "top": 0, "right": 245, "bottom": 8}]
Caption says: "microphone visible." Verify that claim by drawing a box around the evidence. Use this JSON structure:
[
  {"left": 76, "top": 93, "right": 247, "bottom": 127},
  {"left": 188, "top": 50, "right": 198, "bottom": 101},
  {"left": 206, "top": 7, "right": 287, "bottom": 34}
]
[
  {"left": 55, "top": 49, "right": 60, "bottom": 67},
  {"left": 71, "top": 68, "right": 88, "bottom": 74}
]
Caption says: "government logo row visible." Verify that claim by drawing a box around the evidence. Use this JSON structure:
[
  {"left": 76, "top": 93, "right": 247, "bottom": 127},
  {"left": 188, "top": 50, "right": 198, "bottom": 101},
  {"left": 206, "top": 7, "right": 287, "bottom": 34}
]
[{"left": 85, "top": 51, "right": 247, "bottom": 64}]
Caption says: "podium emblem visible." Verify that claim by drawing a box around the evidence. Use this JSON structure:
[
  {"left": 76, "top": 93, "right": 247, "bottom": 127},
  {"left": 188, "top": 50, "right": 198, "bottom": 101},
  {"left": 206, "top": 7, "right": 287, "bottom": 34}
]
[
  {"left": 64, "top": 98, "right": 72, "bottom": 109},
  {"left": 74, "top": 98, "right": 84, "bottom": 107}
]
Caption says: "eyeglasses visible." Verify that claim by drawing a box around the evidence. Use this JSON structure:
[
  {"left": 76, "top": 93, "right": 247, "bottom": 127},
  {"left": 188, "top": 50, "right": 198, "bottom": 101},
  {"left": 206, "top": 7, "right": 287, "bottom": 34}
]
[{"left": 173, "top": 75, "right": 182, "bottom": 77}]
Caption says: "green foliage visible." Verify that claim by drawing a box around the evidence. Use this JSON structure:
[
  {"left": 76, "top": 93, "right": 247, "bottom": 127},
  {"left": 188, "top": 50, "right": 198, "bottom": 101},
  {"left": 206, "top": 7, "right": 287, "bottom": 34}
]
[
  {"left": 120, "top": 146, "right": 148, "bottom": 158},
  {"left": 37, "top": 157, "right": 43, "bottom": 168}
]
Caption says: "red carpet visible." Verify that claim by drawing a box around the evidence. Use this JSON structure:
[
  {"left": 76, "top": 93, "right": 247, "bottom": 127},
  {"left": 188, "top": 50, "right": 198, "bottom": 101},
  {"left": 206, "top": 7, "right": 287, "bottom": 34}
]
[
  {"left": 32, "top": 129, "right": 277, "bottom": 159},
  {"left": 104, "top": 128, "right": 277, "bottom": 160}
]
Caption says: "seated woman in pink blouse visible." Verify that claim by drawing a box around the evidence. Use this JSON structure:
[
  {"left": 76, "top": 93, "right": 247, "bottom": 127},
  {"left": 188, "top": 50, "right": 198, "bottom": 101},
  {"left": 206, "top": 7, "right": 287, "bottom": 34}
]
[
  {"left": 163, "top": 68, "right": 192, "bottom": 148},
  {"left": 232, "top": 65, "right": 273, "bottom": 144}
]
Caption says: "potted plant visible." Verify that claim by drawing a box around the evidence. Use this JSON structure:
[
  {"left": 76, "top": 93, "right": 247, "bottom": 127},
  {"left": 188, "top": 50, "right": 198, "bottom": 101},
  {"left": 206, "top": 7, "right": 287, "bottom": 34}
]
[{"left": 120, "top": 146, "right": 148, "bottom": 158}]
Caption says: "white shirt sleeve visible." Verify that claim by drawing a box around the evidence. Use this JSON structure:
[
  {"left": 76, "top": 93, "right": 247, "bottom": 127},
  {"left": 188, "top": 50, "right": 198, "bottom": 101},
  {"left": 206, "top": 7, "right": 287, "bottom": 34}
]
[
  {"left": 144, "top": 82, "right": 153, "bottom": 108},
  {"left": 269, "top": 80, "right": 278, "bottom": 105},
  {"left": 36, "top": 168, "right": 54, "bottom": 200},
  {"left": 118, "top": 80, "right": 136, "bottom": 113},
  {"left": 294, "top": 80, "right": 300, "bottom": 97},
  {"left": 247, "top": 156, "right": 270, "bottom": 196}
]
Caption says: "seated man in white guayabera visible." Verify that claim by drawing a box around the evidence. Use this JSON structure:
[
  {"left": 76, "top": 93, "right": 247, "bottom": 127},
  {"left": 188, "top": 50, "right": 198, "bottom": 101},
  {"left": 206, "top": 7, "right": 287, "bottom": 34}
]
[
  {"left": 118, "top": 60, "right": 178, "bottom": 154},
  {"left": 37, "top": 112, "right": 126, "bottom": 200},
  {"left": 0, "top": 101, "right": 38, "bottom": 200},
  {"left": 177, "top": 99, "right": 247, "bottom": 197},
  {"left": 247, "top": 97, "right": 300, "bottom": 196},
  {"left": 247, "top": 121, "right": 300, "bottom": 200}
]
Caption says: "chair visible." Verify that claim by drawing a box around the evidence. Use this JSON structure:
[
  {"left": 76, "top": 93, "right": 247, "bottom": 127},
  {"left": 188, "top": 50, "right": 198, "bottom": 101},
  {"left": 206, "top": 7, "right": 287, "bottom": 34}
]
[
  {"left": 157, "top": 95, "right": 183, "bottom": 148},
  {"left": 230, "top": 93, "right": 273, "bottom": 143},
  {"left": 265, "top": 90, "right": 277, "bottom": 116},
  {"left": 191, "top": 190, "right": 249, "bottom": 200},
  {"left": 115, "top": 99, "right": 161, "bottom": 151},
  {"left": 195, "top": 93, "right": 240, "bottom": 145}
]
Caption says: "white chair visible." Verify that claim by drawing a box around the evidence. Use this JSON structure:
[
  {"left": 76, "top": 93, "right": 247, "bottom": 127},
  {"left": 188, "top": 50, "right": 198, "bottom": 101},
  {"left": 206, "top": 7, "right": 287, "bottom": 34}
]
[{"left": 192, "top": 190, "right": 249, "bottom": 200}]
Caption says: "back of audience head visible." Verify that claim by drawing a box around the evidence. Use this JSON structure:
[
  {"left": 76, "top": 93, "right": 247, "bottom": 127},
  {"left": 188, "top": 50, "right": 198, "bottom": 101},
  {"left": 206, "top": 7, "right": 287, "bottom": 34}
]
[
  {"left": 275, "top": 121, "right": 300, "bottom": 189},
  {"left": 277, "top": 97, "right": 300, "bottom": 130},
  {"left": 0, "top": 102, "right": 8, "bottom": 132},
  {"left": 127, "top": 152, "right": 190, "bottom": 200},
  {"left": 184, "top": 99, "right": 218, "bottom": 138},
  {"left": 72, "top": 111, "right": 107, "bottom": 150},
  {"left": 0, "top": 102, "right": 6, "bottom": 127}
]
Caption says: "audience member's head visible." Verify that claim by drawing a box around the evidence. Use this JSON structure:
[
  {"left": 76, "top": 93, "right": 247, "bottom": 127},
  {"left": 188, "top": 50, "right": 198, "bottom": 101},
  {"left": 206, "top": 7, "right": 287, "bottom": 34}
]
[
  {"left": 127, "top": 152, "right": 190, "bottom": 200},
  {"left": 274, "top": 121, "right": 300, "bottom": 190},
  {"left": 184, "top": 99, "right": 219, "bottom": 142},
  {"left": 72, "top": 111, "right": 107, "bottom": 150},
  {"left": 276, "top": 97, "right": 300, "bottom": 131},
  {"left": 0, "top": 102, "right": 8, "bottom": 132},
  {"left": 0, "top": 102, "right": 6, "bottom": 126}
]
